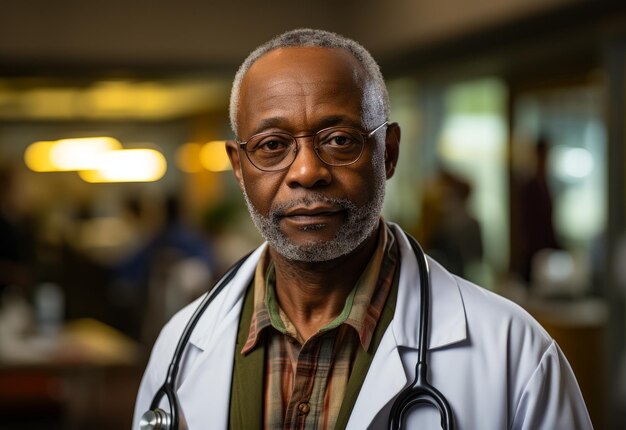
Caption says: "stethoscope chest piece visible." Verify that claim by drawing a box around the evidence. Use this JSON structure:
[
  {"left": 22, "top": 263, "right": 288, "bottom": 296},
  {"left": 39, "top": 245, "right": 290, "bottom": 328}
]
[{"left": 140, "top": 407, "right": 171, "bottom": 430}]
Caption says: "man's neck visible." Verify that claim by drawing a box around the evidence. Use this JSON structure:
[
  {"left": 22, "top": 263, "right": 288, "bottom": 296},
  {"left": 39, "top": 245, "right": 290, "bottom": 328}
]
[{"left": 268, "top": 227, "right": 380, "bottom": 342}]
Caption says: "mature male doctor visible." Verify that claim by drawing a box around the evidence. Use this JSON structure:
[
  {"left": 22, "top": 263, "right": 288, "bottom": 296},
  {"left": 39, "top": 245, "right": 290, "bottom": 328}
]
[{"left": 133, "top": 29, "right": 592, "bottom": 429}]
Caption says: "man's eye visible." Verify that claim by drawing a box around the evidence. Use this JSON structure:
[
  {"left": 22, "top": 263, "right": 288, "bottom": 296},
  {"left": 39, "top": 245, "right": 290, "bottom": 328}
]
[
  {"left": 322, "top": 132, "right": 358, "bottom": 147},
  {"left": 254, "top": 136, "right": 290, "bottom": 152},
  {"left": 331, "top": 135, "right": 351, "bottom": 146}
]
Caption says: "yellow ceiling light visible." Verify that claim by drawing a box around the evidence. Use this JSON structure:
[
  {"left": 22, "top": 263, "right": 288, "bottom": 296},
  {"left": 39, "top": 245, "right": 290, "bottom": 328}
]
[
  {"left": 78, "top": 148, "right": 167, "bottom": 183},
  {"left": 50, "top": 137, "right": 122, "bottom": 171},
  {"left": 23, "top": 88, "right": 80, "bottom": 119},
  {"left": 24, "top": 140, "right": 57, "bottom": 172},
  {"left": 176, "top": 142, "right": 203, "bottom": 173},
  {"left": 0, "top": 78, "right": 230, "bottom": 120},
  {"left": 200, "top": 140, "right": 231, "bottom": 172},
  {"left": 87, "top": 81, "right": 132, "bottom": 113},
  {"left": 24, "top": 137, "right": 122, "bottom": 172}
]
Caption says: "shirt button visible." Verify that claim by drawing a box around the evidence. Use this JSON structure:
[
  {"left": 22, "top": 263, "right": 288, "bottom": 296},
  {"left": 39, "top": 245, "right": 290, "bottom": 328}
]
[{"left": 298, "top": 401, "right": 310, "bottom": 415}]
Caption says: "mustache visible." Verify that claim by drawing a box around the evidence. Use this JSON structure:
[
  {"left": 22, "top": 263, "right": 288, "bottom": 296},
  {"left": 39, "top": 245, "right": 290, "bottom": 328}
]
[{"left": 270, "top": 194, "right": 357, "bottom": 219}]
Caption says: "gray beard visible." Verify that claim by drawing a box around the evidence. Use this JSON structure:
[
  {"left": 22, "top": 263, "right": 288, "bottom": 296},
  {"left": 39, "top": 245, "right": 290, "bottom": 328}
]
[{"left": 242, "top": 179, "right": 385, "bottom": 262}]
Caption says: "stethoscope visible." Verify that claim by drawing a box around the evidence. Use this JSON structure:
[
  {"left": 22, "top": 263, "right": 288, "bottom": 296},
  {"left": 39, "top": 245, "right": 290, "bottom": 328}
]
[{"left": 140, "top": 233, "right": 454, "bottom": 430}]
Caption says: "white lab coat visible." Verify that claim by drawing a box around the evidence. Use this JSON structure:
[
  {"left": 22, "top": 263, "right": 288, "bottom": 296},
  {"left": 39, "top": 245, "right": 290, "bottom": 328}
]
[{"left": 133, "top": 224, "right": 592, "bottom": 429}]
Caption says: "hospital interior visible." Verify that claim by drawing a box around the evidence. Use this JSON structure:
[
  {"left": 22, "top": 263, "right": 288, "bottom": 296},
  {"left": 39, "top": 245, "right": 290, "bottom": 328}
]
[{"left": 1, "top": 0, "right": 626, "bottom": 428}]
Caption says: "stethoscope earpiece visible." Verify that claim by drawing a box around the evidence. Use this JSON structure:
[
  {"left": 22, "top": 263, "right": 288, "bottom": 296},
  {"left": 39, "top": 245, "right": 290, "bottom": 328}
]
[{"left": 140, "top": 407, "right": 171, "bottom": 430}]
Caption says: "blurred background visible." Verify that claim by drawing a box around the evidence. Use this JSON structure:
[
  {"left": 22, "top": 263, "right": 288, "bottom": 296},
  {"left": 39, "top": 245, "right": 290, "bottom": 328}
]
[{"left": 0, "top": 0, "right": 625, "bottom": 428}]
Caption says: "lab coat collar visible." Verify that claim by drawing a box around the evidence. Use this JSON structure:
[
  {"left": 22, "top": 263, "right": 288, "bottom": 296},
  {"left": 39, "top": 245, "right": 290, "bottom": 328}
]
[{"left": 389, "top": 223, "right": 467, "bottom": 350}]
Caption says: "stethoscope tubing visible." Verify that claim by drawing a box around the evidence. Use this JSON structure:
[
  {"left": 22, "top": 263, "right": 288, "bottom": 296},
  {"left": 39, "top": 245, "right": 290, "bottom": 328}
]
[{"left": 388, "top": 235, "right": 454, "bottom": 429}]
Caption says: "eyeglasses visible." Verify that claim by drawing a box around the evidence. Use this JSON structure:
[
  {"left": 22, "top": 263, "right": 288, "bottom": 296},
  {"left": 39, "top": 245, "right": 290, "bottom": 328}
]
[{"left": 237, "top": 121, "right": 388, "bottom": 172}]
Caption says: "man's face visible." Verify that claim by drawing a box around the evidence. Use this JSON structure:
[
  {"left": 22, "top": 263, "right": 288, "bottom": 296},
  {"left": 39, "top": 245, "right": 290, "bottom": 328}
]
[{"left": 227, "top": 47, "right": 399, "bottom": 262}]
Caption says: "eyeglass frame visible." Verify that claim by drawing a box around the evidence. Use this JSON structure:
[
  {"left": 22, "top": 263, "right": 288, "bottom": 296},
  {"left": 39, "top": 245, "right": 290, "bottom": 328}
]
[{"left": 236, "top": 121, "right": 388, "bottom": 172}]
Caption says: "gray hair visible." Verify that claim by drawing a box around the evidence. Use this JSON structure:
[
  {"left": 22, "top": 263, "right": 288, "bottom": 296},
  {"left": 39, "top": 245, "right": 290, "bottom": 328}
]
[{"left": 229, "top": 28, "right": 390, "bottom": 137}]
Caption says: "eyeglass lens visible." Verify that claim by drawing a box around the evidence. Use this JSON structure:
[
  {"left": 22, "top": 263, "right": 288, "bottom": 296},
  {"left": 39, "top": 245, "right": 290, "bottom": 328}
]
[{"left": 245, "top": 127, "right": 365, "bottom": 171}]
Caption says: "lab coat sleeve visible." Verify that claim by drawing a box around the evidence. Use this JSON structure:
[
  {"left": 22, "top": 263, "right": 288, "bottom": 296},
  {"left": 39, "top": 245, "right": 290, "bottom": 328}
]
[{"left": 511, "top": 341, "right": 593, "bottom": 430}]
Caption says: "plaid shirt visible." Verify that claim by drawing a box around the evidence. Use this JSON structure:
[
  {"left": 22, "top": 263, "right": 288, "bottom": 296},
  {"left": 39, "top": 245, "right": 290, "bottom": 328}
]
[{"left": 241, "top": 222, "right": 399, "bottom": 429}]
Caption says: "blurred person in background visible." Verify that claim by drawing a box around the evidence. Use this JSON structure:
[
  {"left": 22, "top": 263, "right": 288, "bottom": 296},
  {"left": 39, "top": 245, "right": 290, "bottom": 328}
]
[
  {"left": 114, "top": 194, "right": 216, "bottom": 344},
  {"left": 0, "top": 165, "right": 38, "bottom": 362},
  {"left": 133, "top": 29, "right": 591, "bottom": 429},
  {"left": 0, "top": 165, "right": 34, "bottom": 296},
  {"left": 419, "top": 169, "right": 483, "bottom": 278},
  {"left": 514, "top": 135, "right": 561, "bottom": 284}
]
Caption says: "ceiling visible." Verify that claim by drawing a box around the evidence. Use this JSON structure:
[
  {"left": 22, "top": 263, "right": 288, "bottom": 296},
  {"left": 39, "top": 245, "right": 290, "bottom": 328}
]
[
  {"left": 1, "top": 0, "right": 582, "bottom": 74},
  {"left": 0, "top": 0, "right": 599, "bottom": 121}
]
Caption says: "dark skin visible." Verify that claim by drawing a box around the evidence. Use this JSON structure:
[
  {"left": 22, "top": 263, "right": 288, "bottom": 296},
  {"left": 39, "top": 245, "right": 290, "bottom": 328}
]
[{"left": 226, "top": 47, "right": 400, "bottom": 341}]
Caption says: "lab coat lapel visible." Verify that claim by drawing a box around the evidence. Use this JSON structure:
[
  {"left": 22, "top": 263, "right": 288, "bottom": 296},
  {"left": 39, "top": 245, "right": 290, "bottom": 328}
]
[
  {"left": 176, "top": 332, "right": 236, "bottom": 429},
  {"left": 176, "top": 246, "right": 265, "bottom": 429},
  {"left": 347, "top": 225, "right": 467, "bottom": 428},
  {"left": 346, "top": 330, "right": 408, "bottom": 429}
]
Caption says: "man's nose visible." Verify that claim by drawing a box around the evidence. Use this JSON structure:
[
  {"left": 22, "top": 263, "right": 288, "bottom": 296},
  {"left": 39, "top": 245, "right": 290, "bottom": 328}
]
[{"left": 285, "top": 139, "right": 332, "bottom": 188}]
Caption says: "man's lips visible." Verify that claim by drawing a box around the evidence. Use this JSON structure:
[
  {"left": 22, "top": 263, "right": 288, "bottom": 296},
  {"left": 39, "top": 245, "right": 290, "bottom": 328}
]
[
  {"left": 278, "top": 205, "right": 346, "bottom": 226},
  {"left": 280, "top": 205, "right": 343, "bottom": 218}
]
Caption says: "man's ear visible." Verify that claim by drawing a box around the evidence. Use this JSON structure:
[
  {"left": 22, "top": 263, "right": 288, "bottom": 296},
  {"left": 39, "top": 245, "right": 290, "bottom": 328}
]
[
  {"left": 384, "top": 122, "right": 401, "bottom": 180},
  {"left": 225, "top": 140, "right": 244, "bottom": 189}
]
